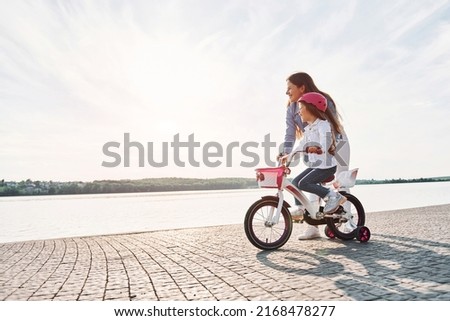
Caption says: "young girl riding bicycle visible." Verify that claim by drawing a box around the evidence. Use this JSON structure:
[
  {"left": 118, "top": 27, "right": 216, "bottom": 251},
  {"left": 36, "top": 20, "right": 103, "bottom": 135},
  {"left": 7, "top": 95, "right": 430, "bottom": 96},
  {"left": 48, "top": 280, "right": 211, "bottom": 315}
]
[{"left": 281, "top": 92, "right": 346, "bottom": 215}]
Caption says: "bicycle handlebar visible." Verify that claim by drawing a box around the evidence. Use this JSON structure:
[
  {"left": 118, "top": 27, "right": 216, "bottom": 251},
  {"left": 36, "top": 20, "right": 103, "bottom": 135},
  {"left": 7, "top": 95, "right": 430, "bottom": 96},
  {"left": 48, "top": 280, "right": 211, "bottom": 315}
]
[{"left": 279, "top": 147, "right": 323, "bottom": 167}]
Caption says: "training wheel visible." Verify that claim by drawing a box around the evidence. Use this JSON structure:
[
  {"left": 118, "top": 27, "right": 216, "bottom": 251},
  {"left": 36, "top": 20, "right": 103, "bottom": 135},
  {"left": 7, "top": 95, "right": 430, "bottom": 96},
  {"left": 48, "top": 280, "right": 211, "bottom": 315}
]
[
  {"left": 324, "top": 226, "right": 336, "bottom": 239},
  {"left": 356, "top": 226, "right": 371, "bottom": 243}
]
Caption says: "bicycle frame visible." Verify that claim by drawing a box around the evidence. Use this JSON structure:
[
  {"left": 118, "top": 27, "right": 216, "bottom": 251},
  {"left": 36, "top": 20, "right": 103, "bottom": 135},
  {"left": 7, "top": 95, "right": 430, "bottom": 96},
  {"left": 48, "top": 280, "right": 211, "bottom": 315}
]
[{"left": 267, "top": 173, "right": 321, "bottom": 225}]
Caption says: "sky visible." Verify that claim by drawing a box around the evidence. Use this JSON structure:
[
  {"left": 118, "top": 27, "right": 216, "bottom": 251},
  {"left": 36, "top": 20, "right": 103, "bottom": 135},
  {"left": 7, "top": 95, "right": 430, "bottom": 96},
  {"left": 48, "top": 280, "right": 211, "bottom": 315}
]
[{"left": 1, "top": 0, "right": 449, "bottom": 182}]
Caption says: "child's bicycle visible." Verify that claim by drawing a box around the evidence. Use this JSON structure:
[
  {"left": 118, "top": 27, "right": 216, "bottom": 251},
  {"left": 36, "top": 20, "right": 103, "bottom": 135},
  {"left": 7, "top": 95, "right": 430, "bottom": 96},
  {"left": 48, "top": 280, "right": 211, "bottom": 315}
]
[{"left": 244, "top": 151, "right": 371, "bottom": 250}]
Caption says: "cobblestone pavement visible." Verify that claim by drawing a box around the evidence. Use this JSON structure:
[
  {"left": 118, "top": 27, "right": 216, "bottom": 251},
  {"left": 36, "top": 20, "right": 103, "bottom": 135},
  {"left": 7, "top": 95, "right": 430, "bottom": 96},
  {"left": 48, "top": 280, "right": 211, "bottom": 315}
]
[{"left": 1, "top": 204, "right": 449, "bottom": 301}]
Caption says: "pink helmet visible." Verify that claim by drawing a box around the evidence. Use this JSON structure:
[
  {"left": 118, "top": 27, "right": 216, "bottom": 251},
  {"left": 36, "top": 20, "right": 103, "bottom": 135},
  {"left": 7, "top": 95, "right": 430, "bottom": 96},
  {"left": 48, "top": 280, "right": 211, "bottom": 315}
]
[{"left": 298, "top": 92, "right": 327, "bottom": 112}]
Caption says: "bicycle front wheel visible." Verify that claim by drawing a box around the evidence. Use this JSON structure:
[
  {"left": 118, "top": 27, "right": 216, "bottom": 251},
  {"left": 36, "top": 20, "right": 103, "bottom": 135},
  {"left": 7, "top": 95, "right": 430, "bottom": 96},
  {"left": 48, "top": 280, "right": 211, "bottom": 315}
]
[{"left": 244, "top": 198, "right": 292, "bottom": 250}]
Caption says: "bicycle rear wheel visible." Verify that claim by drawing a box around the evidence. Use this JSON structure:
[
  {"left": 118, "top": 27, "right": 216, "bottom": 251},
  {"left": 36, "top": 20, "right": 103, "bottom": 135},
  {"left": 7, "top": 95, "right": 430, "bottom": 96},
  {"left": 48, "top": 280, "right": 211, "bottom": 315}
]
[
  {"left": 325, "top": 192, "right": 365, "bottom": 240},
  {"left": 244, "top": 198, "right": 292, "bottom": 250}
]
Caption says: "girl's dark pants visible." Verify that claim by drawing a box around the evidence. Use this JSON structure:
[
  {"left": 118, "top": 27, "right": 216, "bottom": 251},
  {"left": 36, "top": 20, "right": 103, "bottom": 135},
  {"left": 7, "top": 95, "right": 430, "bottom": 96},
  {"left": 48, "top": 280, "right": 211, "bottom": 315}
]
[{"left": 292, "top": 166, "right": 337, "bottom": 206}]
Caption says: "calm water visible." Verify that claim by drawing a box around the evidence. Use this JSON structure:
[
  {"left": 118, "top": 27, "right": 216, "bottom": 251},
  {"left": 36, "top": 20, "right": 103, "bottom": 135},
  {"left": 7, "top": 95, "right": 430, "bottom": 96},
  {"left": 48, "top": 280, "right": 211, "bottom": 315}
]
[{"left": 1, "top": 181, "right": 450, "bottom": 243}]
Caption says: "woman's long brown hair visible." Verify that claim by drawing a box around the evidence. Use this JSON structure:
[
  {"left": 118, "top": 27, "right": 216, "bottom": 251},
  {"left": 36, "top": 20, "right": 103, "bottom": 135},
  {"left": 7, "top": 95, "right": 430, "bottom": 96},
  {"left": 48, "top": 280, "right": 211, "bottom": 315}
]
[{"left": 287, "top": 72, "right": 343, "bottom": 139}]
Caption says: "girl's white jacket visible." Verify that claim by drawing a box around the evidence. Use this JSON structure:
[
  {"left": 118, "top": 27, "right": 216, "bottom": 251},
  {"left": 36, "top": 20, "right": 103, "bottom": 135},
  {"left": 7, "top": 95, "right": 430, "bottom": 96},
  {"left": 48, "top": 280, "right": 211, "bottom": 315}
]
[{"left": 291, "top": 118, "right": 337, "bottom": 169}]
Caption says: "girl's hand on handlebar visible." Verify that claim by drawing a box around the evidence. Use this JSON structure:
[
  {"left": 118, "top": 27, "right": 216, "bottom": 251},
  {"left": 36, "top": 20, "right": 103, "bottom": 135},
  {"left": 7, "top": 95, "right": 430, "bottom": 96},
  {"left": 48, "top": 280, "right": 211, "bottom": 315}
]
[
  {"left": 277, "top": 153, "right": 289, "bottom": 165},
  {"left": 276, "top": 153, "right": 286, "bottom": 161},
  {"left": 305, "top": 146, "right": 323, "bottom": 154}
]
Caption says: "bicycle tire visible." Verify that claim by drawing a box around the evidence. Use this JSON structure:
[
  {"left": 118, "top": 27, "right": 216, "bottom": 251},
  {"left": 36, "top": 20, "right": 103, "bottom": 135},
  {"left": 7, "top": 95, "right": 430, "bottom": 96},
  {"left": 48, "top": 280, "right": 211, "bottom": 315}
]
[{"left": 244, "top": 198, "right": 292, "bottom": 250}]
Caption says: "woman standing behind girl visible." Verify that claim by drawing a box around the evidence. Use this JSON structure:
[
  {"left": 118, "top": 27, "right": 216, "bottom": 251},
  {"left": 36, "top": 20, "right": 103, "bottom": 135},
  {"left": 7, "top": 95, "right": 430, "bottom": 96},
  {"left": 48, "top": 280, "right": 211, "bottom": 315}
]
[{"left": 283, "top": 72, "right": 351, "bottom": 240}]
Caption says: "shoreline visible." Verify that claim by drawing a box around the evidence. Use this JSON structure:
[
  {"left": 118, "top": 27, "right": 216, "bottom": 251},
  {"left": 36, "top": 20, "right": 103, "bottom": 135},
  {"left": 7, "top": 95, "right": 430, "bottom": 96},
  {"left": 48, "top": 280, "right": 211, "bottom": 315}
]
[{"left": 0, "top": 176, "right": 450, "bottom": 199}]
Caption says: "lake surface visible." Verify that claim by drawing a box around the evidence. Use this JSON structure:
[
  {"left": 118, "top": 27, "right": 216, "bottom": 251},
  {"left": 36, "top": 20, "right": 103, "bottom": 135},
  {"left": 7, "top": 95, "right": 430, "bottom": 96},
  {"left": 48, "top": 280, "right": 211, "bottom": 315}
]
[{"left": 1, "top": 181, "right": 450, "bottom": 243}]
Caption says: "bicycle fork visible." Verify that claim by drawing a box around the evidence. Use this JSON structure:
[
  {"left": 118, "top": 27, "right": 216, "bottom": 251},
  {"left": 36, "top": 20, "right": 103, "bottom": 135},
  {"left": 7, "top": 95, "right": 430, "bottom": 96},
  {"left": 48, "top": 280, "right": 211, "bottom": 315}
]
[{"left": 266, "top": 190, "right": 285, "bottom": 226}]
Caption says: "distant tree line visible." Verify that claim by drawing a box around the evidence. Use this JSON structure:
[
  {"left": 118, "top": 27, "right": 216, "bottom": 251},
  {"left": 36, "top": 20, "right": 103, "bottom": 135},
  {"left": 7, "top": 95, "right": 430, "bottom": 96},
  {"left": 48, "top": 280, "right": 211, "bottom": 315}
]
[
  {"left": 0, "top": 178, "right": 258, "bottom": 196},
  {"left": 1, "top": 176, "right": 449, "bottom": 197},
  {"left": 356, "top": 177, "right": 450, "bottom": 185}
]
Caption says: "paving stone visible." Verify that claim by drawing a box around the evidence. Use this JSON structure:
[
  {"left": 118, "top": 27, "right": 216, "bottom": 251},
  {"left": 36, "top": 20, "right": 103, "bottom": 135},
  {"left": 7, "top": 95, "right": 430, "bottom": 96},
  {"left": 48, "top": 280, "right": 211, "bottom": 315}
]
[{"left": 1, "top": 204, "right": 450, "bottom": 301}]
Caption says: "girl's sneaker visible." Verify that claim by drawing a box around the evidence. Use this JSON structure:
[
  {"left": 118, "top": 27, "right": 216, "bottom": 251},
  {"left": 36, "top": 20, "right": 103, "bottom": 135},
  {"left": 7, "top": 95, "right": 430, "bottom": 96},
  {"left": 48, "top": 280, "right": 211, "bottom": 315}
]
[{"left": 324, "top": 193, "right": 347, "bottom": 214}]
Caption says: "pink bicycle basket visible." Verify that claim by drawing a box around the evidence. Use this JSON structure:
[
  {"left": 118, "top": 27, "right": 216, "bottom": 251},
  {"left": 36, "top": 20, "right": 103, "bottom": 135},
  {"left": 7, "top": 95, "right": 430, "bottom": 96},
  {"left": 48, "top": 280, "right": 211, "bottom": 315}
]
[{"left": 255, "top": 167, "right": 286, "bottom": 188}]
